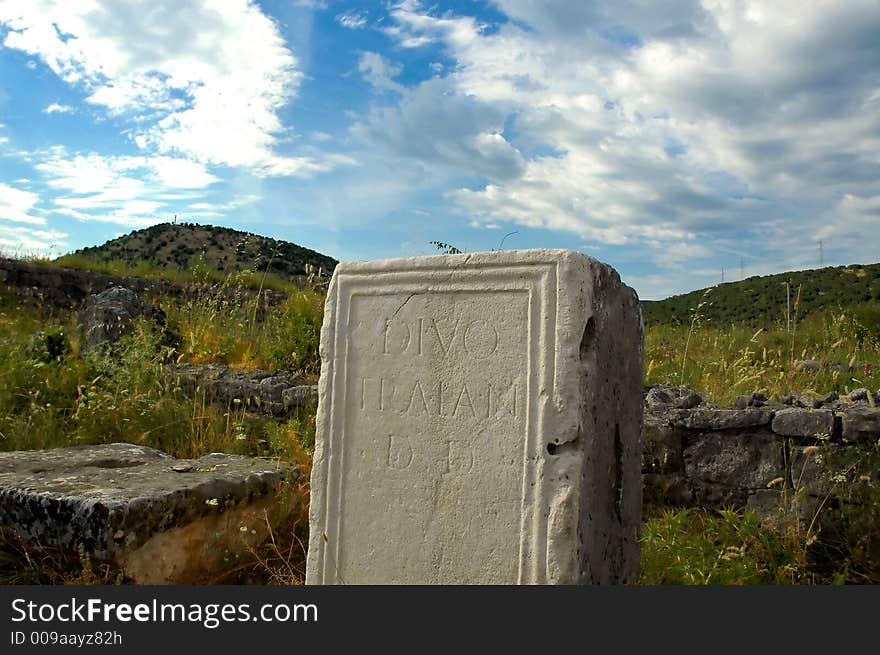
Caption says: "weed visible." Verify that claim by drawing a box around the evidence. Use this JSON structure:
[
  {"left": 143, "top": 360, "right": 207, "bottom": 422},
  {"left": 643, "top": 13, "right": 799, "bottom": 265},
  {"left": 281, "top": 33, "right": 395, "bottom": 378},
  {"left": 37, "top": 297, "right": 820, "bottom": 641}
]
[{"left": 646, "top": 308, "right": 880, "bottom": 405}]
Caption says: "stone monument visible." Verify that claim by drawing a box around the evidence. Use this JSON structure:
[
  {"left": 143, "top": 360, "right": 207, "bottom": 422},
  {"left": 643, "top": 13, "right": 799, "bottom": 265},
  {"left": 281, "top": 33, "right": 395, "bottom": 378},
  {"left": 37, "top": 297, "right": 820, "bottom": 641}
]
[{"left": 306, "top": 249, "right": 643, "bottom": 584}]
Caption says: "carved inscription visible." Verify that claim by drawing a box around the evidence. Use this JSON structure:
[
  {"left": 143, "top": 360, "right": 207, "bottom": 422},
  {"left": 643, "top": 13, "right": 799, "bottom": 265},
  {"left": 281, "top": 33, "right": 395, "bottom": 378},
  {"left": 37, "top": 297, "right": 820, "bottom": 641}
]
[
  {"left": 386, "top": 435, "right": 413, "bottom": 470},
  {"left": 338, "top": 290, "right": 530, "bottom": 582},
  {"left": 381, "top": 316, "right": 500, "bottom": 358},
  {"left": 359, "top": 377, "right": 518, "bottom": 419},
  {"left": 385, "top": 435, "right": 476, "bottom": 475}
]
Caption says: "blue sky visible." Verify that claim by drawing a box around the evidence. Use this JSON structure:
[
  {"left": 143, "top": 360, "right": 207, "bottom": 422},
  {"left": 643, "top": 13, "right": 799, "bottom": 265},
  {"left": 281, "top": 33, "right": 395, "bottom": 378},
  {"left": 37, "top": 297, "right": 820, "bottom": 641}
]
[{"left": 1, "top": 0, "right": 878, "bottom": 300}]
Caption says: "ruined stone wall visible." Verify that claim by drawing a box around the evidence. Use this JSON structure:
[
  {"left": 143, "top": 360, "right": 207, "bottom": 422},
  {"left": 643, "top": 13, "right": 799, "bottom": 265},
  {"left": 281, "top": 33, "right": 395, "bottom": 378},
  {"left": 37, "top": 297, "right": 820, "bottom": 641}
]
[{"left": 642, "top": 385, "right": 880, "bottom": 519}]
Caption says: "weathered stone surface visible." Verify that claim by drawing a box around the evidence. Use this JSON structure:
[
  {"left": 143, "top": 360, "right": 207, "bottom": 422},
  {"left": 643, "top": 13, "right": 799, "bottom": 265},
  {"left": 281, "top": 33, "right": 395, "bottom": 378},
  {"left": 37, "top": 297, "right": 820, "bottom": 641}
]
[
  {"left": 644, "top": 384, "right": 702, "bottom": 410},
  {"left": 683, "top": 432, "right": 783, "bottom": 490},
  {"left": 771, "top": 408, "right": 836, "bottom": 438},
  {"left": 0, "top": 443, "right": 298, "bottom": 583},
  {"left": 642, "top": 473, "right": 692, "bottom": 506},
  {"left": 848, "top": 388, "right": 869, "bottom": 402},
  {"left": 641, "top": 386, "right": 880, "bottom": 518},
  {"left": 282, "top": 385, "right": 318, "bottom": 409},
  {"left": 841, "top": 407, "right": 880, "bottom": 443},
  {"left": 641, "top": 413, "right": 683, "bottom": 473},
  {"left": 734, "top": 392, "right": 768, "bottom": 409},
  {"left": 787, "top": 442, "right": 869, "bottom": 527},
  {"left": 79, "top": 287, "right": 169, "bottom": 351},
  {"left": 307, "top": 249, "right": 643, "bottom": 584},
  {"left": 783, "top": 390, "right": 841, "bottom": 409},
  {"left": 794, "top": 359, "right": 821, "bottom": 373},
  {"left": 644, "top": 387, "right": 673, "bottom": 409},
  {"left": 172, "top": 363, "right": 312, "bottom": 417},
  {"left": 745, "top": 489, "right": 787, "bottom": 524},
  {"left": 670, "top": 408, "right": 774, "bottom": 431},
  {"left": 790, "top": 442, "right": 844, "bottom": 498}
]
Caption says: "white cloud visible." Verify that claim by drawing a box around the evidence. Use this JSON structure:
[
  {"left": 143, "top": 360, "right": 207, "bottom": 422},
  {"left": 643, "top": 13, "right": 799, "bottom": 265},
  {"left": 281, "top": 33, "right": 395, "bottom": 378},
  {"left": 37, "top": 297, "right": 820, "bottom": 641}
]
[
  {"left": 184, "top": 194, "right": 260, "bottom": 218},
  {"left": 337, "top": 10, "right": 367, "bottom": 30},
  {"left": 31, "top": 149, "right": 219, "bottom": 227},
  {"left": 0, "top": 224, "right": 68, "bottom": 256},
  {"left": 358, "top": 52, "right": 404, "bottom": 94},
  {"left": 0, "top": 182, "right": 44, "bottom": 225},
  {"left": 385, "top": 1, "right": 486, "bottom": 49},
  {"left": 43, "top": 102, "right": 72, "bottom": 114},
  {"left": 651, "top": 241, "right": 713, "bottom": 270},
  {"left": 36, "top": 150, "right": 218, "bottom": 193},
  {"left": 0, "top": 0, "right": 344, "bottom": 178},
  {"left": 374, "top": 0, "right": 880, "bottom": 277},
  {"left": 352, "top": 77, "right": 524, "bottom": 182}
]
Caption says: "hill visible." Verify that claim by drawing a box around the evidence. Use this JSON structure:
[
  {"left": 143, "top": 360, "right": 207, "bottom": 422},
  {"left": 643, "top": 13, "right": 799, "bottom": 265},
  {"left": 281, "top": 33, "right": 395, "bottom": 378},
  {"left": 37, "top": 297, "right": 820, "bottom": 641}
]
[
  {"left": 643, "top": 262, "right": 880, "bottom": 326},
  {"left": 59, "top": 222, "right": 337, "bottom": 282}
]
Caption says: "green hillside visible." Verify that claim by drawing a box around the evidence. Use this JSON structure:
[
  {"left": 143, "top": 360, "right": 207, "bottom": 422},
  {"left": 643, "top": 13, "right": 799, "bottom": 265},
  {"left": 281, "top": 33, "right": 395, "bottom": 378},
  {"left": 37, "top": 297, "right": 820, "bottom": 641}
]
[
  {"left": 643, "top": 262, "right": 880, "bottom": 327},
  {"left": 59, "top": 222, "right": 337, "bottom": 283}
]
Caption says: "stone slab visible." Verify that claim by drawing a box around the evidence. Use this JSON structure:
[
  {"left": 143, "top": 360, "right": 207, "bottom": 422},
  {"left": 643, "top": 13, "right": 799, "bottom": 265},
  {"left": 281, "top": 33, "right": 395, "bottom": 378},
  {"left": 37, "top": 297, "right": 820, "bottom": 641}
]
[
  {"left": 306, "top": 249, "right": 643, "bottom": 584},
  {"left": 841, "top": 407, "right": 880, "bottom": 443},
  {"left": 771, "top": 408, "right": 836, "bottom": 438},
  {"left": 669, "top": 408, "right": 774, "bottom": 431},
  {"left": 0, "top": 443, "right": 298, "bottom": 583},
  {"left": 683, "top": 432, "right": 784, "bottom": 490}
]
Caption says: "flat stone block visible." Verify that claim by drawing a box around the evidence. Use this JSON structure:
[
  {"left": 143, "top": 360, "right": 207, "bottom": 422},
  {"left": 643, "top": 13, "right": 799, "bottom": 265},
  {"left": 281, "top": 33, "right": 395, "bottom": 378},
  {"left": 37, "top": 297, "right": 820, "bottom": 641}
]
[
  {"left": 841, "top": 407, "right": 880, "bottom": 443},
  {"left": 683, "top": 432, "right": 783, "bottom": 490},
  {"left": 0, "top": 443, "right": 298, "bottom": 583},
  {"left": 306, "top": 249, "right": 643, "bottom": 584},
  {"left": 771, "top": 408, "right": 835, "bottom": 438},
  {"left": 282, "top": 385, "right": 319, "bottom": 409},
  {"left": 670, "top": 408, "right": 774, "bottom": 431}
]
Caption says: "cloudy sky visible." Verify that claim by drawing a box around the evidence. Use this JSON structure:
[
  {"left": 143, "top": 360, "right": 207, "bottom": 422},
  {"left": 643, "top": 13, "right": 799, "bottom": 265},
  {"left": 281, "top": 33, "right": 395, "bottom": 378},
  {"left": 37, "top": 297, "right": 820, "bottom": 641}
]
[{"left": 0, "top": 0, "right": 878, "bottom": 299}]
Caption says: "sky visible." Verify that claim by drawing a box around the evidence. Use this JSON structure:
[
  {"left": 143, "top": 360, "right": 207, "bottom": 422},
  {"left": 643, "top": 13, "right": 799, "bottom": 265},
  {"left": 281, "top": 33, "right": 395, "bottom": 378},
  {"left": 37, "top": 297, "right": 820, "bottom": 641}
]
[{"left": 0, "top": 1, "right": 878, "bottom": 300}]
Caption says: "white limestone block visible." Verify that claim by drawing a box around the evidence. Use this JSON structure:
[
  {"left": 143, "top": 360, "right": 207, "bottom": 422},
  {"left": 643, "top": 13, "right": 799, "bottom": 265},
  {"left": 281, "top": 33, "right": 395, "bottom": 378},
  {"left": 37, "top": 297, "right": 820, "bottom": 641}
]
[{"left": 306, "top": 249, "right": 643, "bottom": 584}]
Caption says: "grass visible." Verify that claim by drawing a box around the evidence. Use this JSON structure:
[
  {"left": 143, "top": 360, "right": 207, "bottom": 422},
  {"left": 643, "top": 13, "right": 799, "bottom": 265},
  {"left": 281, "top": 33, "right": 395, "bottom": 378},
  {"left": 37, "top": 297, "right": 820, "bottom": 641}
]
[
  {"left": 0, "top": 281, "right": 319, "bottom": 585},
  {"left": 641, "top": 293, "right": 880, "bottom": 584},
  {"left": 645, "top": 297, "right": 880, "bottom": 405},
  {"left": 639, "top": 507, "right": 806, "bottom": 584},
  {"left": 0, "top": 288, "right": 322, "bottom": 455},
  {"left": 639, "top": 436, "right": 880, "bottom": 585},
  {"left": 165, "top": 282, "right": 324, "bottom": 374}
]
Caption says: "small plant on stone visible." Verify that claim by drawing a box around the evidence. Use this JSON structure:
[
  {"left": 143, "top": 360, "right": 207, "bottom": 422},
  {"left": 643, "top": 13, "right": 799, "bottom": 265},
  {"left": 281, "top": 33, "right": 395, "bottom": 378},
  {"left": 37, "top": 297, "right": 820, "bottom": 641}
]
[{"left": 429, "top": 241, "right": 463, "bottom": 254}]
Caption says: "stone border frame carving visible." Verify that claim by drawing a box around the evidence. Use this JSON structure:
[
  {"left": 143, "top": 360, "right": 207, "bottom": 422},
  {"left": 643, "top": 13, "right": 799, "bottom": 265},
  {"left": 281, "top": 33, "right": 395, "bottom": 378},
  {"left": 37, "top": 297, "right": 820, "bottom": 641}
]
[{"left": 309, "top": 254, "right": 571, "bottom": 584}]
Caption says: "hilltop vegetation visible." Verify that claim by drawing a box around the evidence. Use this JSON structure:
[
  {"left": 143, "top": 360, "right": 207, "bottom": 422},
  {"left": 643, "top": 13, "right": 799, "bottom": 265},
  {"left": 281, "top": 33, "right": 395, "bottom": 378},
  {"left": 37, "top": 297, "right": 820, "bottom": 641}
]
[
  {"left": 58, "top": 222, "right": 338, "bottom": 285},
  {"left": 643, "top": 262, "right": 880, "bottom": 327}
]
